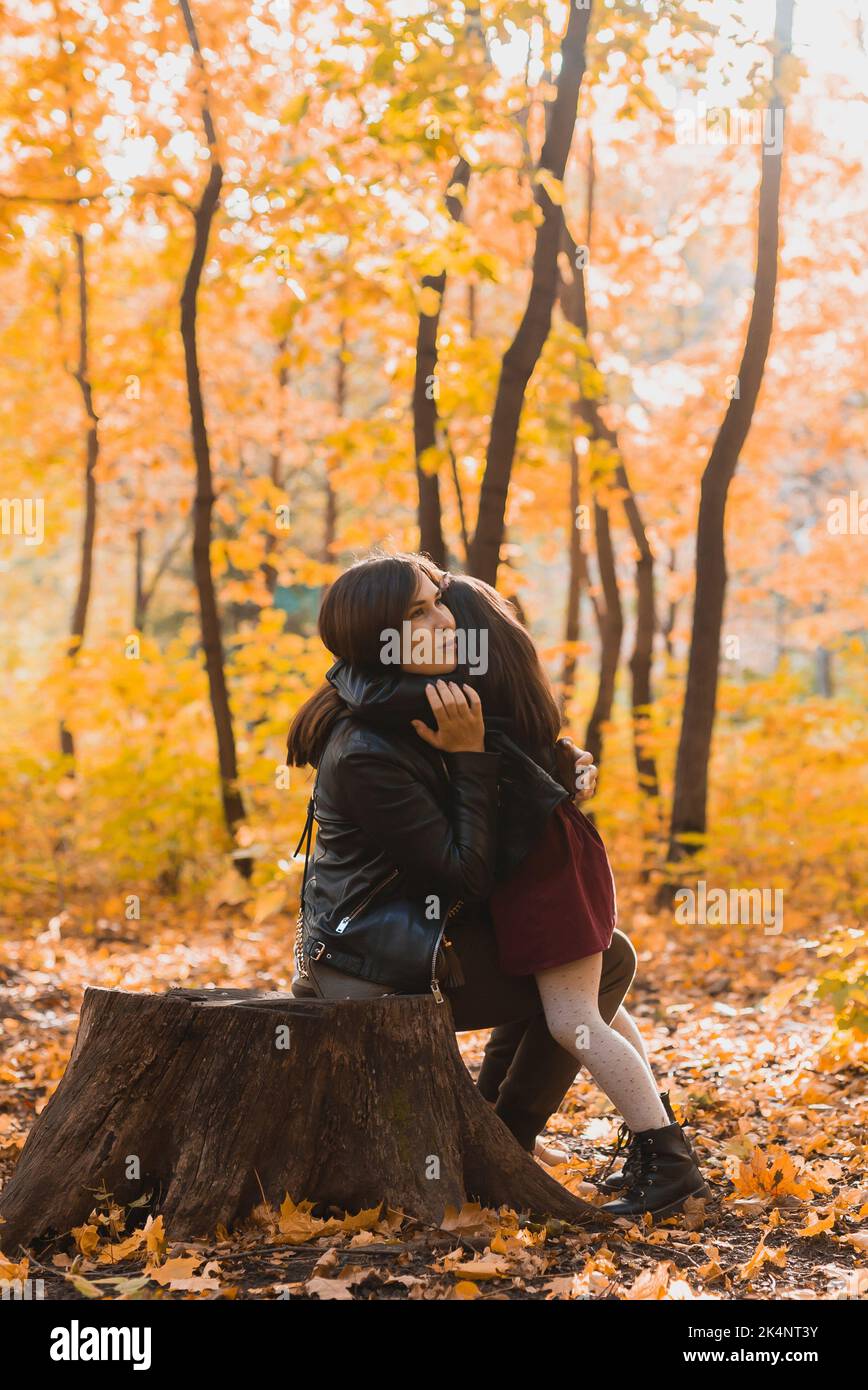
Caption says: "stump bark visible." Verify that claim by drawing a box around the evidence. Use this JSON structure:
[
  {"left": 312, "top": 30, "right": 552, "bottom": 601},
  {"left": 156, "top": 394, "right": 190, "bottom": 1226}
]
[{"left": 0, "top": 987, "right": 605, "bottom": 1251}]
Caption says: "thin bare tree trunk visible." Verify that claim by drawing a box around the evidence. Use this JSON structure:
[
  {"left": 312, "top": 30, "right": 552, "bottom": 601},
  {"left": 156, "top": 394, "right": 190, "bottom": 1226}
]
[
  {"left": 134, "top": 524, "right": 188, "bottom": 632},
  {"left": 60, "top": 232, "right": 99, "bottom": 763},
  {"left": 560, "top": 136, "right": 593, "bottom": 715},
  {"left": 134, "top": 527, "right": 146, "bottom": 632},
  {"left": 323, "top": 321, "right": 345, "bottom": 563},
  {"left": 263, "top": 332, "right": 289, "bottom": 595},
  {"left": 584, "top": 499, "right": 623, "bottom": 768},
  {"left": 323, "top": 475, "right": 338, "bottom": 564},
  {"left": 558, "top": 175, "right": 624, "bottom": 776},
  {"left": 662, "top": 546, "right": 679, "bottom": 660},
  {"left": 815, "top": 646, "right": 833, "bottom": 697},
  {"left": 559, "top": 150, "right": 659, "bottom": 796},
  {"left": 467, "top": 281, "right": 477, "bottom": 337},
  {"left": 560, "top": 440, "right": 585, "bottom": 712},
  {"left": 178, "top": 0, "right": 250, "bottom": 876},
  {"left": 445, "top": 433, "right": 470, "bottom": 565},
  {"left": 412, "top": 158, "right": 471, "bottom": 566},
  {"left": 468, "top": 1, "right": 593, "bottom": 584},
  {"left": 664, "top": 0, "right": 793, "bottom": 887}
]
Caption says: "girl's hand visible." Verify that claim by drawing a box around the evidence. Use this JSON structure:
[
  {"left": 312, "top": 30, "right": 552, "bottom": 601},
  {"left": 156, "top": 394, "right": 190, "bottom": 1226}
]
[
  {"left": 412, "top": 681, "right": 485, "bottom": 754},
  {"left": 556, "top": 737, "right": 598, "bottom": 802}
]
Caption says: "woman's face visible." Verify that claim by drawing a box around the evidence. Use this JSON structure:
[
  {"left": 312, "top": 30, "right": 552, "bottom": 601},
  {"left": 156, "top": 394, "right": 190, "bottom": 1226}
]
[{"left": 400, "top": 573, "right": 457, "bottom": 676}]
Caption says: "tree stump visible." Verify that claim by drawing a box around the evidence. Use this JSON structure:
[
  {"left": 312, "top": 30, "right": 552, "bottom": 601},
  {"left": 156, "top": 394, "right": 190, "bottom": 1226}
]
[{"left": 0, "top": 987, "right": 605, "bottom": 1251}]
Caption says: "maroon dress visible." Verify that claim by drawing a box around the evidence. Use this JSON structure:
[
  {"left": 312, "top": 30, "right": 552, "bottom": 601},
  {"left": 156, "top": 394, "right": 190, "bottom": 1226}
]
[{"left": 489, "top": 800, "right": 617, "bottom": 976}]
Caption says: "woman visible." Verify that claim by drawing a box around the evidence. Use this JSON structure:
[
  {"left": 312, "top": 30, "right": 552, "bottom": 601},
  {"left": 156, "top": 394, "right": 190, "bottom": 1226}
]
[{"left": 287, "top": 551, "right": 639, "bottom": 1164}]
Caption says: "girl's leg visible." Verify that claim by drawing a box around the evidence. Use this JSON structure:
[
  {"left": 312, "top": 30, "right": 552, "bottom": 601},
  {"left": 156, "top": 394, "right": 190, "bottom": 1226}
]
[
  {"left": 610, "top": 1005, "right": 655, "bottom": 1075},
  {"left": 536, "top": 956, "right": 670, "bottom": 1134}
]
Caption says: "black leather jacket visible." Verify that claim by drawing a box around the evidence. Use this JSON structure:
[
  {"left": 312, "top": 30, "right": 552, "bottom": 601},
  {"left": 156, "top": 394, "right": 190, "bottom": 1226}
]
[
  {"left": 329, "top": 660, "right": 570, "bottom": 881},
  {"left": 296, "top": 698, "right": 501, "bottom": 997},
  {"left": 293, "top": 662, "right": 571, "bottom": 997}
]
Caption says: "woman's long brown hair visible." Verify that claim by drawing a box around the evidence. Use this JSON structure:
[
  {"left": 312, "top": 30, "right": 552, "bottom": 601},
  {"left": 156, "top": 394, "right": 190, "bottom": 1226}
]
[{"left": 286, "top": 551, "right": 444, "bottom": 767}]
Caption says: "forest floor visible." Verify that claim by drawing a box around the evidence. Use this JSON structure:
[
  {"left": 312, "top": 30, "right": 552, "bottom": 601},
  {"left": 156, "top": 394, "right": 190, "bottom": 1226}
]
[{"left": 0, "top": 890, "right": 865, "bottom": 1301}]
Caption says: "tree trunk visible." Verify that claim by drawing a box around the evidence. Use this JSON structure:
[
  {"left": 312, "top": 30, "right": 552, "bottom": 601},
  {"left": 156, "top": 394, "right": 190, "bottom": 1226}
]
[
  {"left": 560, "top": 143, "right": 592, "bottom": 715},
  {"left": 263, "top": 332, "right": 289, "bottom": 595},
  {"left": 0, "top": 987, "right": 603, "bottom": 1252},
  {"left": 559, "top": 186, "right": 659, "bottom": 797},
  {"left": 413, "top": 158, "right": 471, "bottom": 566},
  {"left": 560, "top": 439, "right": 589, "bottom": 713},
  {"left": 560, "top": 440, "right": 582, "bottom": 710},
  {"left": 468, "top": 1, "right": 593, "bottom": 584},
  {"left": 627, "top": 516, "right": 660, "bottom": 799},
  {"left": 661, "top": 546, "right": 679, "bottom": 660},
  {"left": 133, "top": 527, "right": 145, "bottom": 631},
  {"left": 467, "top": 281, "right": 477, "bottom": 337},
  {"left": 133, "top": 524, "right": 187, "bottom": 632},
  {"left": 323, "top": 477, "right": 338, "bottom": 565},
  {"left": 178, "top": 0, "right": 250, "bottom": 875},
  {"left": 584, "top": 500, "right": 623, "bottom": 768},
  {"left": 815, "top": 646, "right": 833, "bottom": 698},
  {"left": 812, "top": 600, "right": 833, "bottom": 696},
  {"left": 664, "top": 0, "right": 793, "bottom": 885},
  {"left": 60, "top": 232, "right": 99, "bottom": 763},
  {"left": 446, "top": 433, "right": 470, "bottom": 565},
  {"left": 323, "top": 322, "right": 345, "bottom": 564}
]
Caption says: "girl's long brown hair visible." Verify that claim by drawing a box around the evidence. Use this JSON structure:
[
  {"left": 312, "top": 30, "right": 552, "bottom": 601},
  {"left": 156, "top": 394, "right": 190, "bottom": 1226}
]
[
  {"left": 286, "top": 551, "right": 444, "bottom": 767},
  {"left": 441, "top": 575, "right": 561, "bottom": 752}
]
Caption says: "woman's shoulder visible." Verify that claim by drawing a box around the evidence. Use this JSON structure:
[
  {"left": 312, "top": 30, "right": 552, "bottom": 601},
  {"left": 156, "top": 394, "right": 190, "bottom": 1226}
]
[
  {"left": 320, "top": 713, "right": 430, "bottom": 772},
  {"left": 325, "top": 714, "right": 400, "bottom": 751},
  {"left": 316, "top": 717, "right": 445, "bottom": 820}
]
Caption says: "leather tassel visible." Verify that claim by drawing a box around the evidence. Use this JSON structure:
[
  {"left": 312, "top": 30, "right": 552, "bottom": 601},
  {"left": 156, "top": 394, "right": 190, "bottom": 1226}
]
[{"left": 437, "top": 941, "right": 465, "bottom": 989}]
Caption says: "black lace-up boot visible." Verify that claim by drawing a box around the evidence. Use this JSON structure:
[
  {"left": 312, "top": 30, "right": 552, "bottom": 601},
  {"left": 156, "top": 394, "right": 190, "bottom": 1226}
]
[
  {"left": 600, "top": 1120, "right": 710, "bottom": 1219},
  {"left": 596, "top": 1091, "right": 678, "bottom": 1192}
]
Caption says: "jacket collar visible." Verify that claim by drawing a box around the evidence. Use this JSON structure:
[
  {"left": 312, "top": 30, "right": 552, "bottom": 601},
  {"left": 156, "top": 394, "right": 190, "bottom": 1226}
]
[
  {"left": 327, "top": 660, "right": 567, "bottom": 804},
  {"left": 327, "top": 658, "right": 476, "bottom": 724}
]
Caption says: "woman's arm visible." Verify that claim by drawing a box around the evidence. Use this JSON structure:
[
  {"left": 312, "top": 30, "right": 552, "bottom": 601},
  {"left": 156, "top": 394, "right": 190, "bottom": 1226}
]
[
  {"left": 340, "top": 741, "right": 500, "bottom": 901},
  {"left": 343, "top": 679, "right": 499, "bottom": 900}
]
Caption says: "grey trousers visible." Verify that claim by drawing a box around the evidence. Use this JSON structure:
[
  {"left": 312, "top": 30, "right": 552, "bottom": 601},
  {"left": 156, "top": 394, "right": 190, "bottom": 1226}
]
[{"left": 291, "top": 923, "right": 637, "bottom": 1150}]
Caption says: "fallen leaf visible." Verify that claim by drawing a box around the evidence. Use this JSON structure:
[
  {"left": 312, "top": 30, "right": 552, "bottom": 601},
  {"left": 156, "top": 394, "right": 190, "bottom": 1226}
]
[
  {"left": 796, "top": 1212, "right": 835, "bottom": 1237},
  {"left": 71, "top": 1223, "right": 100, "bottom": 1257},
  {"left": 145, "top": 1254, "right": 203, "bottom": 1285},
  {"left": 439, "top": 1203, "right": 499, "bottom": 1236},
  {"left": 306, "top": 1277, "right": 356, "bottom": 1300},
  {"left": 738, "top": 1238, "right": 788, "bottom": 1283},
  {"left": 452, "top": 1280, "right": 481, "bottom": 1299}
]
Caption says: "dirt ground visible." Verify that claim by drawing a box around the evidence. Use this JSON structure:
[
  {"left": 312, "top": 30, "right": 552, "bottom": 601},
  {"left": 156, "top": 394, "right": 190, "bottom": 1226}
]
[{"left": 0, "top": 896, "right": 865, "bottom": 1301}]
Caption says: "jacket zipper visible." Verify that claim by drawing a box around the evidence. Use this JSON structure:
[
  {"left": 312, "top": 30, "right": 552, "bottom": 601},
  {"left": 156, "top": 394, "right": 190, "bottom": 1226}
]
[
  {"left": 335, "top": 868, "right": 399, "bottom": 934},
  {"left": 429, "top": 898, "right": 463, "bottom": 1003},
  {"left": 336, "top": 876, "right": 462, "bottom": 1002}
]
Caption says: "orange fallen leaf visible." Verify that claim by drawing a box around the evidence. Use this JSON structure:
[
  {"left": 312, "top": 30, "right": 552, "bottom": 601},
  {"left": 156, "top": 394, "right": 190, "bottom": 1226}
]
[
  {"left": 453, "top": 1280, "right": 481, "bottom": 1299},
  {"left": 796, "top": 1212, "right": 835, "bottom": 1237},
  {"left": 304, "top": 1276, "right": 355, "bottom": 1300},
  {"left": 0, "top": 1255, "right": 28, "bottom": 1282},
  {"left": 439, "top": 1203, "right": 500, "bottom": 1236},
  {"left": 71, "top": 1222, "right": 100, "bottom": 1257},
  {"left": 143, "top": 1214, "right": 167, "bottom": 1262},
  {"left": 626, "top": 1260, "right": 673, "bottom": 1300},
  {"left": 738, "top": 1238, "right": 788, "bottom": 1283},
  {"left": 728, "top": 1145, "right": 824, "bottom": 1202},
  {"left": 449, "top": 1257, "right": 509, "bottom": 1281},
  {"left": 145, "top": 1254, "right": 203, "bottom": 1285}
]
